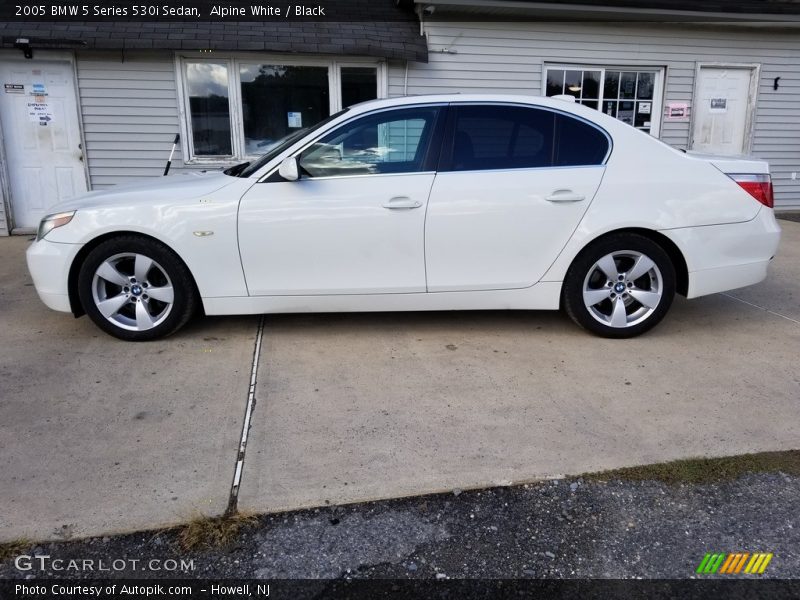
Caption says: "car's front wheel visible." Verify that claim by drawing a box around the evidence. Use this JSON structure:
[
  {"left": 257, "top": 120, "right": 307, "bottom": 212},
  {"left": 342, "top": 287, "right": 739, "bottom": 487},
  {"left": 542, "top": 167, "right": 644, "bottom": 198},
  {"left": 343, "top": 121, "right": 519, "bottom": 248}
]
[
  {"left": 78, "top": 236, "right": 197, "bottom": 341},
  {"left": 563, "top": 233, "right": 676, "bottom": 338}
]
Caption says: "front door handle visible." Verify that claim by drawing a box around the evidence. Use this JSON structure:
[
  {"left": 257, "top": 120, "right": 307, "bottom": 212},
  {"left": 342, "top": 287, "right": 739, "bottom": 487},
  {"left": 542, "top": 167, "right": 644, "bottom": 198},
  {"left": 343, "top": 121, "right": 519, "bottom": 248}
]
[
  {"left": 545, "top": 190, "right": 586, "bottom": 202},
  {"left": 382, "top": 197, "right": 422, "bottom": 209}
]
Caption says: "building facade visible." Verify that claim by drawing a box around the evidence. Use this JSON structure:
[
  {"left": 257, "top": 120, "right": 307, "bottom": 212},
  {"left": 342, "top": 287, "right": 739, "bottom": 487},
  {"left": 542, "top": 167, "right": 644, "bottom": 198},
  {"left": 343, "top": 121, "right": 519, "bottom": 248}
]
[{"left": 1, "top": 0, "right": 798, "bottom": 235}]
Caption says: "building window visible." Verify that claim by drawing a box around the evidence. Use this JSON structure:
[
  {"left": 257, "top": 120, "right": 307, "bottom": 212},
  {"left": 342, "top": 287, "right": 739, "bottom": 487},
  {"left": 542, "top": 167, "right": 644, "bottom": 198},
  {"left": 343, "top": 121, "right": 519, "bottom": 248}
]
[
  {"left": 240, "top": 64, "right": 330, "bottom": 155},
  {"left": 179, "top": 57, "right": 384, "bottom": 162},
  {"left": 185, "top": 62, "right": 232, "bottom": 156},
  {"left": 545, "top": 65, "right": 663, "bottom": 136},
  {"left": 341, "top": 67, "right": 378, "bottom": 108}
]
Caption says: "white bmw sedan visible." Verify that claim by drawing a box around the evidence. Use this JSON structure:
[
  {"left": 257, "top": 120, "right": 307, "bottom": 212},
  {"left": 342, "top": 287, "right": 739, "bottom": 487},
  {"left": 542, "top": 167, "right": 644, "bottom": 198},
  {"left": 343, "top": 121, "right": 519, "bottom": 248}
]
[{"left": 27, "top": 94, "right": 780, "bottom": 341}]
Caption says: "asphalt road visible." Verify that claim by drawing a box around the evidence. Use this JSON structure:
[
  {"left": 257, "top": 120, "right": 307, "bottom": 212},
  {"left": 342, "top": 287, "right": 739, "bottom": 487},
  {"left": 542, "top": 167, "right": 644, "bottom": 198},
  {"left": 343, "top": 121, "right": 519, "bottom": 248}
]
[{"left": 2, "top": 472, "right": 798, "bottom": 580}]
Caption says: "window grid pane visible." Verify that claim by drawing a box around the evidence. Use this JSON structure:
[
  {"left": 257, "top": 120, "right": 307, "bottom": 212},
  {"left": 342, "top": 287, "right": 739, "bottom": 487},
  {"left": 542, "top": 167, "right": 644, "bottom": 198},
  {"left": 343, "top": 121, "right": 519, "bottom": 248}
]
[
  {"left": 240, "top": 64, "right": 329, "bottom": 156},
  {"left": 186, "top": 62, "right": 232, "bottom": 156},
  {"left": 341, "top": 67, "right": 378, "bottom": 108},
  {"left": 546, "top": 66, "right": 658, "bottom": 135}
]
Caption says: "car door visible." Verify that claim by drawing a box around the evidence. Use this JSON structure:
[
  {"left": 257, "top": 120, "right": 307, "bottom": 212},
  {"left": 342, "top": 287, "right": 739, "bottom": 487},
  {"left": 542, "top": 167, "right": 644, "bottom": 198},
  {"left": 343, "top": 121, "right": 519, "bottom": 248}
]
[
  {"left": 424, "top": 103, "right": 610, "bottom": 292},
  {"left": 237, "top": 105, "right": 445, "bottom": 296}
]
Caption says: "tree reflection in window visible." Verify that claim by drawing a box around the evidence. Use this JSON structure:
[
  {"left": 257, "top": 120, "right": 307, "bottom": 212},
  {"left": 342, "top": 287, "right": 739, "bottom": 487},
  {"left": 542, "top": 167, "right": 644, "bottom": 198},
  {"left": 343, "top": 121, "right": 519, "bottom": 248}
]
[
  {"left": 240, "top": 64, "right": 329, "bottom": 156},
  {"left": 186, "top": 62, "right": 233, "bottom": 156}
]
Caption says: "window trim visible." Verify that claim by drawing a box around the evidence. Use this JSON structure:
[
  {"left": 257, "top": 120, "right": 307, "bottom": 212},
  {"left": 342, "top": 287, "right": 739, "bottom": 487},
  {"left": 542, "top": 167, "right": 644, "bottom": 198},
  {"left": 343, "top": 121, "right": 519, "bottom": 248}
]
[
  {"left": 174, "top": 53, "right": 387, "bottom": 165},
  {"left": 437, "top": 102, "right": 612, "bottom": 173},
  {"left": 542, "top": 63, "right": 666, "bottom": 137}
]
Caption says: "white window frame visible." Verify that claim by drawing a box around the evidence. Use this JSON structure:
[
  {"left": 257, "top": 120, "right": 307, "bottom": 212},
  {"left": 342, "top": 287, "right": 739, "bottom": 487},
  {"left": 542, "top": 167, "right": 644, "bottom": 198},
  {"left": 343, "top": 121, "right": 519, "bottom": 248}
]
[
  {"left": 175, "top": 53, "right": 388, "bottom": 164},
  {"left": 543, "top": 63, "right": 666, "bottom": 137}
]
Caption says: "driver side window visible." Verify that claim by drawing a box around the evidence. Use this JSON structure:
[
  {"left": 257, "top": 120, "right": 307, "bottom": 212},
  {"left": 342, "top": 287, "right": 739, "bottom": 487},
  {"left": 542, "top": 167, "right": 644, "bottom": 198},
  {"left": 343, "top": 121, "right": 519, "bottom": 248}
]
[{"left": 298, "top": 107, "right": 440, "bottom": 178}]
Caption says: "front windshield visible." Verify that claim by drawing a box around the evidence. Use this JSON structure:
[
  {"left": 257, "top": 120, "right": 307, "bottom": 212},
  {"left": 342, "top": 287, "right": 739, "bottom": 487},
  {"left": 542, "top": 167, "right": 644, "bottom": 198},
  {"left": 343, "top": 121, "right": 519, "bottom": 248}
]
[{"left": 237, "top": 109, "right": 349, "bottom": 178}]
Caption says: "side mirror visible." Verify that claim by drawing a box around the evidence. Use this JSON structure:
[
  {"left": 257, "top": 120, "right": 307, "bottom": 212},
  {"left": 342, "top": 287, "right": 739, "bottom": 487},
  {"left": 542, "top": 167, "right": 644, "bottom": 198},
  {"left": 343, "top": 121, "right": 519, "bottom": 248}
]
[{"left": 278, "top": 156, "right": 300, "bottom": 181}]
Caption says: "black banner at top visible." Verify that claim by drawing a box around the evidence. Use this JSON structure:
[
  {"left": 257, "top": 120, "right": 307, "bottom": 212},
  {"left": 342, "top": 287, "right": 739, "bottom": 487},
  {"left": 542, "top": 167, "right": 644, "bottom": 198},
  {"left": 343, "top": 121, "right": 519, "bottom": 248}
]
[
  {"left": 0, "top": 0, "right": 417, "bottom": 22},
  {"left": 2, "top": 0, "right": 800, "bottom": 22}
]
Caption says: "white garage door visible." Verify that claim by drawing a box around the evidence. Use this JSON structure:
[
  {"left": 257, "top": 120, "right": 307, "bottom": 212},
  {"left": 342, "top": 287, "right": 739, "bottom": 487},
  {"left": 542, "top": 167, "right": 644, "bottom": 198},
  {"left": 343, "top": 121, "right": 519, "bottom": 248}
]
[{"left": 0, "top": 57, "right": 87, "bottom": 230}]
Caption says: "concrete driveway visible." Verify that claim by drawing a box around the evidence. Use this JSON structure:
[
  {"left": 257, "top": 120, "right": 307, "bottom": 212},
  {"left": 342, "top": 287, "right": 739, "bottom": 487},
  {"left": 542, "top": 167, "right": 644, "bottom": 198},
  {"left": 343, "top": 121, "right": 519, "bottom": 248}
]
[{"left": 1, "top": 221, "right": 798, "bottom": 542}]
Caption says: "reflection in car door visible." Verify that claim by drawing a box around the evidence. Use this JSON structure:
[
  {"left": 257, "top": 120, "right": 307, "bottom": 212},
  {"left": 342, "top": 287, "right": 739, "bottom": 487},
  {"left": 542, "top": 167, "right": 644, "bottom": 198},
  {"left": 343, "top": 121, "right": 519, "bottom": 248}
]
[
  {"left": 424, "top": 103, "right": 610, "bottom": 292},
  {"left": 237, "top": 105, "right": 446, "bottom": 296}
]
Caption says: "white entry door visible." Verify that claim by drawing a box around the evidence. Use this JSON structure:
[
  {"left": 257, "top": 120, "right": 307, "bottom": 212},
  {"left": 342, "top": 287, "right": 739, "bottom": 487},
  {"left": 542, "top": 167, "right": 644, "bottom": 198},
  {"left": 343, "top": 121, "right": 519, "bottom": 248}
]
[
  {"left": 0, "top": 58, "right": 87, "bottom": 229},
  {"left": 691, "top": 66, "right": 757, "bottom": 156}
]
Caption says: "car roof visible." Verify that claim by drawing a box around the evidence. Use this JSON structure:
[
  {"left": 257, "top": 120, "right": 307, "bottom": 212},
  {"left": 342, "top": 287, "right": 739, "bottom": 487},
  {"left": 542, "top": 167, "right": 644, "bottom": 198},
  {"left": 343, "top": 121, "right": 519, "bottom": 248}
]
[{"left": 347, "top": 93, "right": 588, "bottom": 114}]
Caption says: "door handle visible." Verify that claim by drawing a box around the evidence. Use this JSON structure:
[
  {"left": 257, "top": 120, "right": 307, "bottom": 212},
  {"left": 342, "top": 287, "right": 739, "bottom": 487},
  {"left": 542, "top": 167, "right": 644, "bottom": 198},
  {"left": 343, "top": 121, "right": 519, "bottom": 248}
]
[
  {"left": 545, "top": 190, "right": 585, "bottom": 202},
  {"left": 382, "top": 197, "right": 422, "bottom": 209}
]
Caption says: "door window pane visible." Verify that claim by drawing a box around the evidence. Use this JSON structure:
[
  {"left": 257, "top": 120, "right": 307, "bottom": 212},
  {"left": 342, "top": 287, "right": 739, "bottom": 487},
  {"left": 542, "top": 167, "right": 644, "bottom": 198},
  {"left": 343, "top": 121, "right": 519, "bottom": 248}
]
[
  {"left": 448, "top": 105, "right": 556, "bottom": 171},
  {"left": 555, "top": 114, "right": 609, "bottom": 166},
  {"left": 186, "top": 62, "right": 232, "bottom": 156},
  {"left": 299, "top": 107, "right": 439, "bottom": 178},
  {"left": 240, "top": 64, "right": 329, "bottom": 155},
  {"left": 341, "top": 67, "right": 377, "bottom": 108}
]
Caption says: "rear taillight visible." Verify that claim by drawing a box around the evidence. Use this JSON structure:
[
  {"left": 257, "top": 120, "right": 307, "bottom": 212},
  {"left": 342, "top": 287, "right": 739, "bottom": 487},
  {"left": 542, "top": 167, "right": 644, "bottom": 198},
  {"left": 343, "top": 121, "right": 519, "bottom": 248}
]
[{"left": 729, "top": 173, "right": 774, "bottom": 208}]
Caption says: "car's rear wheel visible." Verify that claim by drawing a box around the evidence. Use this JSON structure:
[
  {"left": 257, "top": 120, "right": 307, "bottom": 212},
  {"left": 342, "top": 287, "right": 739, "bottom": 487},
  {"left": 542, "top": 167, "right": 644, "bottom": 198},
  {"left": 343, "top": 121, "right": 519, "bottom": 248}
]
[
  {"left": 563, "top": 233, "right": 676, "bottom": 338},
  {"left": 78, "top": 236, "right": 197, "bottom": 341}
]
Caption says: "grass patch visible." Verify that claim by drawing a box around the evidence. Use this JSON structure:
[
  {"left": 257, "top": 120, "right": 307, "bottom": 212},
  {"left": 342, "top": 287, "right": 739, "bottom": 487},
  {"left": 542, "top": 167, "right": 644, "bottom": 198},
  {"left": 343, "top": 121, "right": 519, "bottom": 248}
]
[
  {"left": 175, "top": 513, "right": 257, "bottom": 552},
  {"left": 0, "top": 538, "right": 32, "bottom": 562},
  {"left": 584, "top": 450, "right": 800, "bottom": 485}
]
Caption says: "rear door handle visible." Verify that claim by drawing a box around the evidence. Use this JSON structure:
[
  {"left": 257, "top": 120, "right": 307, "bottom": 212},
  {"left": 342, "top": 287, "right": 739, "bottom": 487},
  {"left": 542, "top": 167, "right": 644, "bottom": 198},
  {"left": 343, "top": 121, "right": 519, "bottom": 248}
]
[
  {"left": 382, "top": 197, "right": 422, "bottom": 209},
  {"left": 545, "top": 190, "right": 586, "bottom": 202}
]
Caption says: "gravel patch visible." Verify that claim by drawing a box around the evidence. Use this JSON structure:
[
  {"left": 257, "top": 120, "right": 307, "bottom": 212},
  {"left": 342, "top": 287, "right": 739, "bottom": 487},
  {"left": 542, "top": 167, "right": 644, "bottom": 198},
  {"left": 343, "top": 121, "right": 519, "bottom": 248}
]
[{"left": 1, "top": 472, "right": 797, "bottom": 580}]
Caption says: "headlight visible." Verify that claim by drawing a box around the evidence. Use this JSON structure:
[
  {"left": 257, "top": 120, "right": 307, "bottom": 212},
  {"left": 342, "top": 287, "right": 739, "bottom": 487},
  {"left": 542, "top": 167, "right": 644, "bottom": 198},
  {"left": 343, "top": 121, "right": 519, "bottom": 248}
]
[{"left": 36, "top": 211, "right": 76, "bottom": 241}]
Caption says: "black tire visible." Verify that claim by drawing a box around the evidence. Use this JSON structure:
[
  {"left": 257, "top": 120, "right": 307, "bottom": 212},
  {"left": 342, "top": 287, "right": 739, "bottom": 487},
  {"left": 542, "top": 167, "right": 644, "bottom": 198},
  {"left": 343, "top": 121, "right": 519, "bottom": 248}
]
[
  {"left": 78, "top": 235, "right": 198, "bottom": 341},
  {"left": 563, "top": 233, "right": 676, "bottom": 338}
]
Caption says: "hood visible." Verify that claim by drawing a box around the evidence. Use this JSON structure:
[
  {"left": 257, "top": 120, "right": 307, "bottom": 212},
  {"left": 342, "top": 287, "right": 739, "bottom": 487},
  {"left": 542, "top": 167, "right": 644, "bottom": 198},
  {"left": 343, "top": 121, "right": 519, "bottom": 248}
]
[{"left": 49, "top": 171, "right": 238, "bottom": 213}]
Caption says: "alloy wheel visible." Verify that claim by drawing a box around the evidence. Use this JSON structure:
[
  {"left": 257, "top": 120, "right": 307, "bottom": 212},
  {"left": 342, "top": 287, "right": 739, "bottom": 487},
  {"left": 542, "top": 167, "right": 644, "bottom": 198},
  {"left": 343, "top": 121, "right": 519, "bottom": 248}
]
[
  {"left": 581, "top": 250, "right": 663, "bottom": 328},
  {"left": 91, "top": 252, "right": 175, "bottom": 331}
]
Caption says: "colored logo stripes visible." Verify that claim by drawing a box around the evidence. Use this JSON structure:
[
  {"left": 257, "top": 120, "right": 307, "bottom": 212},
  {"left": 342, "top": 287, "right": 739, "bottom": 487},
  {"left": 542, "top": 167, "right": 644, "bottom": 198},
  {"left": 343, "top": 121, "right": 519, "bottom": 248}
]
[{"left": 696, "top": 552, "right": 773, "bottom": 575}]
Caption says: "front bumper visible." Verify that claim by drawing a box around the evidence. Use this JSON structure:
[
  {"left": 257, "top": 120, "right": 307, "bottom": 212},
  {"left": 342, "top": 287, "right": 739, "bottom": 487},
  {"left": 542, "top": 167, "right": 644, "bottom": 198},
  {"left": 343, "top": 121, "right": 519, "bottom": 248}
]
[{"left": 26, "top": 238, "right": 83, "bottom": 313}]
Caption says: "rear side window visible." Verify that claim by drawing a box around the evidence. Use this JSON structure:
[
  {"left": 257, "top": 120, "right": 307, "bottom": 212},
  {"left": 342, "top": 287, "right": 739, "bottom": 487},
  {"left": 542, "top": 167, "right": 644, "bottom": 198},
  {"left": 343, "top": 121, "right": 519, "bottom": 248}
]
[
  {"left": 447, "top": 105, "right": 556, "bottom": 171},
  {"left": 554, "top": 113, "right": 610, "bottom": 166},
  {"left": 443, "top": 104, "right": 609, "bottom": 171}
]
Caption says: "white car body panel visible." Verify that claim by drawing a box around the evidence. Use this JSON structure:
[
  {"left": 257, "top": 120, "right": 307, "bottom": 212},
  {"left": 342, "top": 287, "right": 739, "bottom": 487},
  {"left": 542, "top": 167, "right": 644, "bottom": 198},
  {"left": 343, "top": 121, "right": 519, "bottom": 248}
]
[
  {"left": 425, "top": 166, "right": 604, "bottom": 292},
  {"left": 25, "top": 93, "right": 780, "bottom": 324},
  {"left": 41, "top": 172, "right": 254, "bottom": 299},
  {"left": 238, "top": 172, "right": 434, "bottom": 295}
]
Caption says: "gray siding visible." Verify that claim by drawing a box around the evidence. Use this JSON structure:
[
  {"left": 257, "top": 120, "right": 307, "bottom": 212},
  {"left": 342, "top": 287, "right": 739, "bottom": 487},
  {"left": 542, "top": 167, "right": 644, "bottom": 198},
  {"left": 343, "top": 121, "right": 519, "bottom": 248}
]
[
  {"left": 389, "top": 22, "right": 800, "bottom": 210},
  {"left": 0, "top": 192, "right": 8, "bottom": 235},
  {"left": 76, "top": 50, "right": 193, "bottom": 189},
  {"left": 0, "top": 126, "right": 8, "bottom": 235}
]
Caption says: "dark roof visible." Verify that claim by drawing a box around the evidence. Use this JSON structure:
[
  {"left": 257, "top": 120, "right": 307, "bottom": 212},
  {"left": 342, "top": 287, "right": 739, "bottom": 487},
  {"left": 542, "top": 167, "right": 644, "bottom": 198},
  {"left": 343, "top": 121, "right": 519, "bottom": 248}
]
[
  {"left": 499, "top": 0, "right": 800, "bottom": 14},
  {"left": 416, "top": 0, "right": 800, "bottom": 19},
  {"left": 0, "top": 3, "right": 428, "bottom": 62}
]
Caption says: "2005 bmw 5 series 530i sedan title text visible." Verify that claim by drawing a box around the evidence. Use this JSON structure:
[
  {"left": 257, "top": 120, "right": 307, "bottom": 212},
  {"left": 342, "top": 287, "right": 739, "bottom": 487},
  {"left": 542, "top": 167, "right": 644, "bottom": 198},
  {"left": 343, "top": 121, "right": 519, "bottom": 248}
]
[{"left": 26, "top": 94, "right": 781, "bottom": 341}]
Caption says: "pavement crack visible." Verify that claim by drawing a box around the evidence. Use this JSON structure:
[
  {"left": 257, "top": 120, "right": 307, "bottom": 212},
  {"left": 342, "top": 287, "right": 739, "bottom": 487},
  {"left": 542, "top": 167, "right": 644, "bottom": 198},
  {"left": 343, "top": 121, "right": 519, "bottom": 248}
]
[
  {"left": 721, "top": 293, "right": 800, "bottom": 325},
  {"left": 225, "top": 315, "right": 265, "bottom": 517}
]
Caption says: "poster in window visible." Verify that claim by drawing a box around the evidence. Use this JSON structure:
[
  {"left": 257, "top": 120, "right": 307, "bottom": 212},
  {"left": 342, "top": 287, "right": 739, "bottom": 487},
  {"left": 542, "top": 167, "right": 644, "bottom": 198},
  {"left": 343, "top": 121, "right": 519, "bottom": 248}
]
[{"left": 288, "top": 112, "right": 302, "bottom": 128}]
